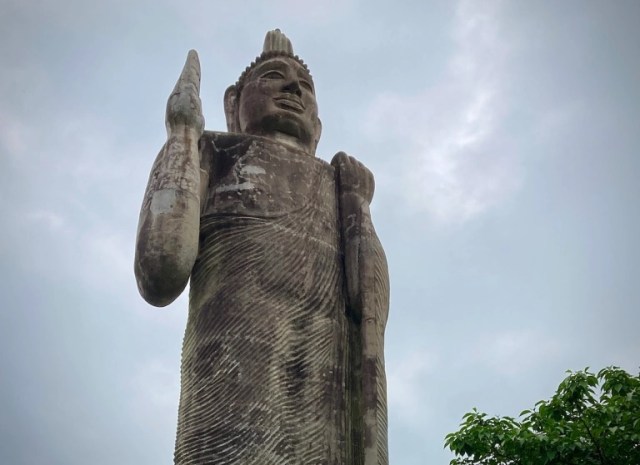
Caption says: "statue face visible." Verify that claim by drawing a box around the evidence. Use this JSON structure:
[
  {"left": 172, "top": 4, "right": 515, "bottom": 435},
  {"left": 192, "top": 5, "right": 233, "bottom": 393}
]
[{"left": 237, "top": 57, "right": 320, "bottom": 152}]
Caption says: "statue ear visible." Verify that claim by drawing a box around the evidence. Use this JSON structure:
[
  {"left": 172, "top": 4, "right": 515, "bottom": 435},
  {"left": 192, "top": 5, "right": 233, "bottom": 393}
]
[
  {"left": 312, "top": 117, "right": 322, "bottom": 153},
  {"left": 224, "top": 85, "right": 241, "bottom": 133}
]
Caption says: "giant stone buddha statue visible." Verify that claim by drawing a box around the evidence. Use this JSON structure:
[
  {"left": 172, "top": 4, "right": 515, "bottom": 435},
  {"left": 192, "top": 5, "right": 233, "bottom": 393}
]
[{"left": 134, "top": 29, "right": 390, "bottom": 465}]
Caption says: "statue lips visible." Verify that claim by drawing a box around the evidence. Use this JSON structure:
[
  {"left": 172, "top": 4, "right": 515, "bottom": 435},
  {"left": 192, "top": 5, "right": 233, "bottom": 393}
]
[{"left": 274, "top": 95, "right": 305, "bottom": 113}]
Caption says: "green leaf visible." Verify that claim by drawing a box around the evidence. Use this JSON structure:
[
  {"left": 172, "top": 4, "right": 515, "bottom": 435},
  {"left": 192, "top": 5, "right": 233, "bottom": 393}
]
[{"left": 444, "top": 367, "right": 640, "bottom": 465}]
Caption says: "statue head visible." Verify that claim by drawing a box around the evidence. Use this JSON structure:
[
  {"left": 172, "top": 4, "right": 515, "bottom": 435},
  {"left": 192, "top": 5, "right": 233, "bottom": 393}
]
[{"left": 224, "top": 29, "right": 322, "bottom": 154}]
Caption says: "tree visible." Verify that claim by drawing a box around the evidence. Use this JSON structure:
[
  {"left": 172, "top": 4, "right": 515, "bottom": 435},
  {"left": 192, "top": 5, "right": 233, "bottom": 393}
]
[{"left": 444, "top": 367, "right": 640, "bottom": 465}]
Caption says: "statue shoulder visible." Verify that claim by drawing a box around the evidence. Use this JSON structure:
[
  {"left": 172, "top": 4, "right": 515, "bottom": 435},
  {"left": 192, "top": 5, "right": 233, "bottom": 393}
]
[
  {"left": 198, "top": 131, "right": 252, "bottom": 180},
  {"left": 200, "top": 130, "right": 250, "bottom": 151}
]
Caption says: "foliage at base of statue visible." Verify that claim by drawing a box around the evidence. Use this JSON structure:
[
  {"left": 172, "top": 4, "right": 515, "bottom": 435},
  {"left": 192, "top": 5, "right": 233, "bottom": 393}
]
[{"left": 444, "top": 367, "right": 640, "bottom": 465}]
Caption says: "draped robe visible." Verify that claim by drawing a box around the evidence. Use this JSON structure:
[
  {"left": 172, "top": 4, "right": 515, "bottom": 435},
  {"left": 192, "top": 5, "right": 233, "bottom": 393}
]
[{"left": 173, "top": 131, "right": 388, "bottom": 465}]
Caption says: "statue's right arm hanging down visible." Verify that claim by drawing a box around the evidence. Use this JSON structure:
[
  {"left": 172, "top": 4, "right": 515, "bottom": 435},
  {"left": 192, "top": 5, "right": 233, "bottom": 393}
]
[{"left": 334, "top": 152, "right": 390, "bottom": 465}]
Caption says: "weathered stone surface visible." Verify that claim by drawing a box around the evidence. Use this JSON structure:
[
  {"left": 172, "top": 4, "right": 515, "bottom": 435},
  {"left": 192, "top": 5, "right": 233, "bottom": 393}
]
[{"left": 135, "top": 29, "right": 389, "bottom": 465}]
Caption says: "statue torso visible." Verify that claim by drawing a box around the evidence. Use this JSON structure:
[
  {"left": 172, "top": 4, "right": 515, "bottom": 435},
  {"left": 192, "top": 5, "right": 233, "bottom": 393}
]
[
  {"left": 175, "top": 132, "right": 349, "bottom": 465},
  {"left": 199, "top": 132, "right": 332, "bottom": 218}
]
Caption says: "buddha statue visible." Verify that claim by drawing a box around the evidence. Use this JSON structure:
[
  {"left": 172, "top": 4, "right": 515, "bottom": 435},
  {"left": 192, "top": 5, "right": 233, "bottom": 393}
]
[{"left": 134, "top": 29, "right": 389, "bottom": 465}]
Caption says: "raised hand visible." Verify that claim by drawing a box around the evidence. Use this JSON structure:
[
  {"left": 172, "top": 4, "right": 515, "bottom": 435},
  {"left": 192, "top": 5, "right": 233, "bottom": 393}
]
[
  {"left": 166, "top": 50, "right": 205, "bottom": 135},
  {"left": 135, "top": 50, "right": 205, "bottom": 307}
]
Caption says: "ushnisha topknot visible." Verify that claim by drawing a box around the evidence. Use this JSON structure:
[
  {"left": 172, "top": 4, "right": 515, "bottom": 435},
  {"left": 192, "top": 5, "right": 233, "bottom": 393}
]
[{"left": 235, "top": 29, "right": 311, "bottom": 91}]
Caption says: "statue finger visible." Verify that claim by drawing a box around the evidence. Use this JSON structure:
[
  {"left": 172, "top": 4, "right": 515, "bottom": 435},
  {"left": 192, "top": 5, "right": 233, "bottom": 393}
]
[
  {"left": 331, "top": 151, "right": 349, "bottom": 170},
  {"left": 365, "top": 167, "right": 375, "bottom": 201}
]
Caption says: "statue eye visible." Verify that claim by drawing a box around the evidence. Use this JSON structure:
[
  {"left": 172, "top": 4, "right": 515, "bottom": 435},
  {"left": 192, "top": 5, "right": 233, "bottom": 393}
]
[
  {"left": 261, "top": 70, "right": 285, "bottom": 80},
  {"left": 300, "top": 80, "right": 314, "bottom": 93}
]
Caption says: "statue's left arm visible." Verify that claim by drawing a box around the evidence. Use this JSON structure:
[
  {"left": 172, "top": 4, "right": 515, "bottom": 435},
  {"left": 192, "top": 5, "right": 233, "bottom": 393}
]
[{"left": 332, "top": 152, "right": 390, "bottom": 465}]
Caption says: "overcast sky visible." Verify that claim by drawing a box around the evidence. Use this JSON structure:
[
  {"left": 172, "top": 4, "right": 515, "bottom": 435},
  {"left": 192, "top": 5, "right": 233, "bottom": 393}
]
[{"left": 1, "top": 1, "right": 639, "bottom": 464}]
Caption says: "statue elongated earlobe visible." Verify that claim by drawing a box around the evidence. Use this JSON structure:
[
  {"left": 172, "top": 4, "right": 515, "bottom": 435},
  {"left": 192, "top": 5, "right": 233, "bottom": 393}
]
[
  {"left": 224, "top": 85, "right": 240, "bottom": 133},
  {"left": 313, "top": 117, "right": 322, "bottom": 153}
]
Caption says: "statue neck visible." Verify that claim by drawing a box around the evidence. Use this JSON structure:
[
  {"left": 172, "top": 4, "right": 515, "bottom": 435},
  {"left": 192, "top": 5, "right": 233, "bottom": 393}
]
[{"left": 270, "top": 131, "right": 314, "bottom": 155}]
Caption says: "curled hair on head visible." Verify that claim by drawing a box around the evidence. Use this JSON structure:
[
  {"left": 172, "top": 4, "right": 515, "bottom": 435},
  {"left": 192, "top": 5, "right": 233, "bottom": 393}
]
[{"left": 234, "top": 29, "right": 312, "bottom": 93}]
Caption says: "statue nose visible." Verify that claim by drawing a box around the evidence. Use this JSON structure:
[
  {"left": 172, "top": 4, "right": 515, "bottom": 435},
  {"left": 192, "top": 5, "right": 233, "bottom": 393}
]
[{"left": 282, "top": 79, "right": 302, "bottom": 97}]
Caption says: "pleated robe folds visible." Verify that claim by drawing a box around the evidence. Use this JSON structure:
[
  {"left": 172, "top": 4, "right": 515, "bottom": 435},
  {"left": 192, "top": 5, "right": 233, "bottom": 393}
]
[{"left": 174, "top": 132, "right": 388, "bottom": 465}]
